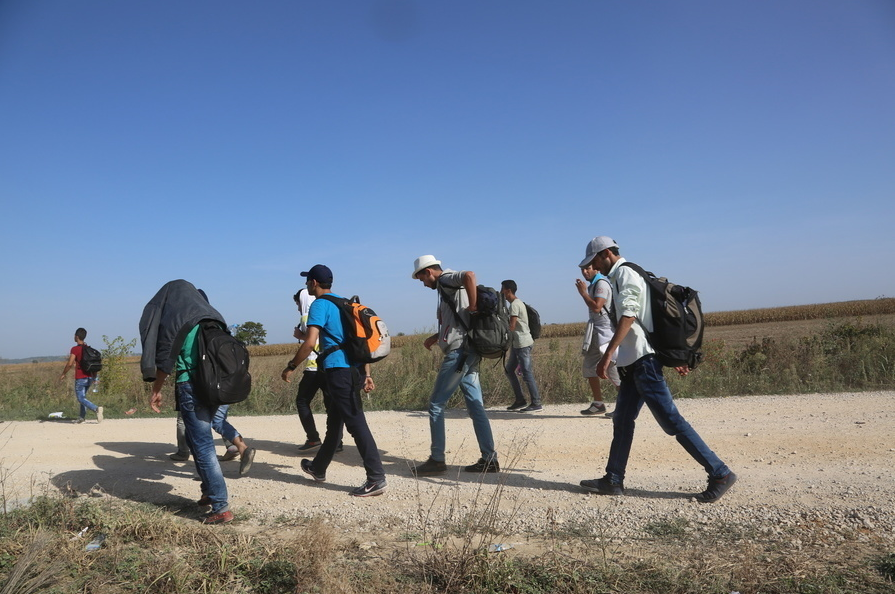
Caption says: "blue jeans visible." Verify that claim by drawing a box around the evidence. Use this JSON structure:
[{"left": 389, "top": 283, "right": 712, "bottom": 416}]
[
  {"left": 429, "top": 348, "right": 496, "bottom": 463},
  {"left": 504, "top": 346, "right": 541, "bottom": 406},
  {"left": 74, "top": 377, "right": 99, "bottom": 419},
  {"left": 211, "top": 405, "right": 239, "bottom": 445},
  {"left": 177, "top": 382, "right": 229, "bottom": 513},
  {"left": 606, "top": 355, "right": 729, "bottom": 483}
]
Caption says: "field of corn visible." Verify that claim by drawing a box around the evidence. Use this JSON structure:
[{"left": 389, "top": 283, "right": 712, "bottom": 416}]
[{"left": 1, "top": 298, "right": 893, "bottom": 422}]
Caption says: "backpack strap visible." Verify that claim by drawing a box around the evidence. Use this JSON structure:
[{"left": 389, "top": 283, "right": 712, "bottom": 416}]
[
  {"left": 436, "top": 280, "right": 471, "bottom": 332},
  {"left": 593, "top": 276, "right": 613, "bottom": 319},
  {"left": 615, "top": 262, "right": 655, "bottom": 347},
  {"left": 315, "top": 294, "right": 344, "bottom": 363}
]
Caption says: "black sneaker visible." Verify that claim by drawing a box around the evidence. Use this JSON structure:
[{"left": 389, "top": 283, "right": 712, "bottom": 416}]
[
  {"left": 300, "top": 459, "right": 326, "bottom": 482},
  {"left": 349, "top": 478, "right": 387, "bottom": 497},
  {"left": 695, "top": 471, "right": 738, "bottom": 503},
  {"left": 335, "top": 442, "right": 344, "bottom": 453},
  {"left": 412, "top": 457, "right": 447, "bottom": 476},
  {"left": 297, "top": 439, "right": 322, "bottom": 451},
  {"left": 506, "top": 401, "right": 527, "bottom": 411},
  {"left": 520, "top": 404, "right": 543, "bottom": 413},
  {"left": 580, "top": 476, "right": 624, "bottom": 495},
  {"left": 463, "top": 458, "right": 500, "bottom": 473},
  {"left": 580, "top": 402, "right": 607, "bottom": 415}
]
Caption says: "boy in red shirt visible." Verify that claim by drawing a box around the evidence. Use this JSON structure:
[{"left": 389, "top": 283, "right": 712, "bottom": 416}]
[{"left": 59, "top": 328, "right": 103, "bottom": 423}]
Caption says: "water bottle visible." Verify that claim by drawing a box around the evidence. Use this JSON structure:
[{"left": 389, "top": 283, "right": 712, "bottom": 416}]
[{"left": 92, "top": 378, "right": 100, "bottom": 393}]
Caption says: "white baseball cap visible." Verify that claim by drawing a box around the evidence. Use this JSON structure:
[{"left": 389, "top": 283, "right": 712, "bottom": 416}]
[
  {"left": 579, "top": 236, "right": 619, "bottom": 268},
  {"left": 411, "top": 255, "right": 441, "bottom": 278}
]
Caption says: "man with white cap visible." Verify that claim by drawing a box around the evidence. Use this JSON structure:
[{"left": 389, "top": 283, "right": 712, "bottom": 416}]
[
  {"left": 410, "top": 255, "right": 500, "bottom": 476},
  {"left": 580, "top": 237, "right": 738, "bottom": 503}
]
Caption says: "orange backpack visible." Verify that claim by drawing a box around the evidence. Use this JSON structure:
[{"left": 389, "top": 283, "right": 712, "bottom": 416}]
[{"left": 317, "top": 295, "right": 391, "bottom": 364}]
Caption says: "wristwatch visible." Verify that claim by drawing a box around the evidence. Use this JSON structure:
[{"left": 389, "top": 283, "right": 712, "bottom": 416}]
[{"left": 286, "top": 361, "right": 298, "bottom": 371}]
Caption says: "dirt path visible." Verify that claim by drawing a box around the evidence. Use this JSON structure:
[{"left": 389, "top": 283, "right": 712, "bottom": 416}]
[{"left": 3, "top": 391, "right": 894, "bottom": 546}]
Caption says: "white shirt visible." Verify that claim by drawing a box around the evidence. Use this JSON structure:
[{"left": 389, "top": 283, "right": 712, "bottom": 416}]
[
  {"left": 507, "top": 298, "right": 534, "bottom": 349},
  {"left": 297, "top": 290, "right": 319, "bottom": 370},
  {"left": 607, "top": 257, "right": 655, "bottom": 367}
]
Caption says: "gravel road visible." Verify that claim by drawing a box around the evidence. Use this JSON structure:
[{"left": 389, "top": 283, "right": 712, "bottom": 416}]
[{"left": 4, "top": 391, "right": 894, "bottom": 548}]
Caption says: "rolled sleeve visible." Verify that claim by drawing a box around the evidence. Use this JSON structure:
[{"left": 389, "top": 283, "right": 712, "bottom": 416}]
[{"left": 616, "top": 267, "right": 645, "bottom": 319}]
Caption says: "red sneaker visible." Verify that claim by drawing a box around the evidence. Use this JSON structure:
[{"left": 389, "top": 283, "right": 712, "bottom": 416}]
[{"left": 202, "top": 510, "right": 234, "bottom": 525}]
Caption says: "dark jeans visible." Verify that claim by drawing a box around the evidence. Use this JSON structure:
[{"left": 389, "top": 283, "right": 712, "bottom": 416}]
[
  {"left": 312, "top": 367, "right": 385, "bottom": 482},
  {"left": 606, "top": 355, "right": 729, "bottom": 483},
  {"left": 295, "top": 370, "right": 325, "bottom": 442}
]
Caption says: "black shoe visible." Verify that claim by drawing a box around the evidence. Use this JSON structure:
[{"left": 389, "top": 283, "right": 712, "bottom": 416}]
[
  {"left": 520, "top": 404, "right": 543, "bottom": 413},
  {"left": 349, "top": 478, "right": 387, "bottom": 497},
  {"left": 580, "top": 402, "right": 607, "bottom": 415},
  {"left": 300, "top": 459, "right": 326, "bottom": 482},
  {"left": 297, "top": 439, "right": 322, "bottom": 451},
  {"left": 169, "top": 451, "right": 190, "bottom": 461},
  {"left": 695, "top": 471, "right": 738, "bottom": 503},
  {"left": 412, "top": 457, "right": 447, "bottom": 477},
  {"left": 580, "top": 476, "right": 624, "bottom": 495},
  {"left": 506, "top": 401, "right": 527, "bottom": 411},
  {"left": 463, "top": 458, "right": 500, "bottom": 473},
  {"left": 335, "top": 442, "right": 344, "bottom": 453}
]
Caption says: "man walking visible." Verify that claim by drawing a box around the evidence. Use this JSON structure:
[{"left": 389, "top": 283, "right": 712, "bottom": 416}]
[
  {"left": 140, "top": 279, "right": 236, "bottom": 524},
  {"left": 410, "top": 255, "right": 500, "bottom": 476},
  {"left": 581, "top": 237, "right": 738, "bottom": 503},
  {"left": 292, "top": 288, "right": 326, "bottom": 451},
  {"left": 575, "top": 261, "right": 619, "bottom": 416},
  {"left": 282, "top": 265, "right": 387, "bottom": 497},
  {"left": 59, "top": 328, "right": 103, "bottom": 424},
  {"left": 501, "top": 280, "right": 543, "bottom": 413}
]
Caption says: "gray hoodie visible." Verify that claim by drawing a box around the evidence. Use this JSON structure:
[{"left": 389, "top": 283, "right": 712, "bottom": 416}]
[{"left": 139, "top": 279, "right": 225, "bottom": 381}]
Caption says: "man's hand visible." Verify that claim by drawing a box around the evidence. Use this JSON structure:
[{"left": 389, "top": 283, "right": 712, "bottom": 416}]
[
  {"left": 675, "top": 366, "right": 690, "bottom": 377},
  {"left": 282, "top": 368, "right": 295, "bottom": 383},
  {"left": 150, "top": 369, "right": 168, "bottom": 413},
  {"left": 363, "top": 376, "right": 375, "bottom": 393},
  {"left": 149, "top": 391, "right": 163, "bottom": 413},
  {"left": 597, "top": 352, "right": 612, "bottom": 380},
  {"left": 424, "top": 334, "right": 437, "bottom": 351},
  {"left": 575, "top": 278, "right": 588, "bottom": 296}
]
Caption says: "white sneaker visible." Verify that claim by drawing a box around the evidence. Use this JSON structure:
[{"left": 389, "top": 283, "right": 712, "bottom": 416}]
[{"left": 96, "top": 407, "right": 104, "bottom": 423}]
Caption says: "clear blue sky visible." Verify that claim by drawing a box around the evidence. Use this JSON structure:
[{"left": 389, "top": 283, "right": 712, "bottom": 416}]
[{"left": 1, "top": 1, "right": 893, "bottom": 360}]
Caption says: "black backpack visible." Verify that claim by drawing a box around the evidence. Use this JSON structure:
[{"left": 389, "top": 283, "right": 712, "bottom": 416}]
[
  {"left": 438, "top": 283, "right": 510, "bottom": 359},
  {"left": 524, "top": 303, "right": 542, "bottom": 340},
  {"left": 619, "top": 262, "right": 705, "bottom": 369},
  {"left": 79, "top": 344, "right": 102, "bottom": 374},
  {"left": 193, "top": 321, "right": 252, "bottom": 406}
]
